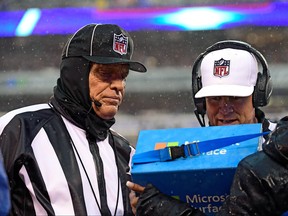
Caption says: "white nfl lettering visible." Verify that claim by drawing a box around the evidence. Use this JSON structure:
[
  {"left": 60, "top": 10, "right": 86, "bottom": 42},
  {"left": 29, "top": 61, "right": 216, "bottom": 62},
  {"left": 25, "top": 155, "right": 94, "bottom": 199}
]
[
  {"left": 213, "top": 58, "right": 230, "bottom": 78},
  {"left": 113, "top": 33, "right": 128, "bottom": 55}
]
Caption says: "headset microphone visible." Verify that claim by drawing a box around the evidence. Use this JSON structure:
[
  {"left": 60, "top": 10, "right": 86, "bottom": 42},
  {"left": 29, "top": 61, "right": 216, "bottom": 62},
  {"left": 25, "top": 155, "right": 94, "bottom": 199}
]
[{"left": 92, "top": 99, "right": 102, "bottom": 107}]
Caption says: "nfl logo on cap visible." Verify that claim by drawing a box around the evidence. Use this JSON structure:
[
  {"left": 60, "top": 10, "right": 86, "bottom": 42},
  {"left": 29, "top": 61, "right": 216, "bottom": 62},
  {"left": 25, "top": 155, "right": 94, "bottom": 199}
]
[
  {"left": 113, "top": 33, "right": 128, "bottom": 55},
  {"left": 213, "top": 58, "right": 230, "bottom": 78}
]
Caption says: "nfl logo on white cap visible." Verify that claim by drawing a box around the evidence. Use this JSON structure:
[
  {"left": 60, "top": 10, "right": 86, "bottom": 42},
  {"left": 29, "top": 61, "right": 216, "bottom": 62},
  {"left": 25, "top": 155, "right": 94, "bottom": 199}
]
[
  {"left": 213, "top": 58, "right": 230, "bottom": 78},
  {"left": 195, "top": 48, "right": 259, "bottom": 98}
]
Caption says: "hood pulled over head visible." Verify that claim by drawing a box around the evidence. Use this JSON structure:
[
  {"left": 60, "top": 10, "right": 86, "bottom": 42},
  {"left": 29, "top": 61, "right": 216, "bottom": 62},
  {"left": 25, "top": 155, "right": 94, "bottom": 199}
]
[
  {"left": 50, "top": 23, "right": 147, "bottom": 141},
  {"left": 50, "top": 57, "right": 115, "bottom": 141}
]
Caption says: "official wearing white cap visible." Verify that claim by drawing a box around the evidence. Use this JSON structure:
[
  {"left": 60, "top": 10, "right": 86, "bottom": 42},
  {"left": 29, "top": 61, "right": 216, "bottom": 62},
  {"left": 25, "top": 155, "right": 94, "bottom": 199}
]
[
  {"left": 195, "top": 48, "right": 258, "bottom": 98},
  {"left": 191, "top": 40, "right": 276, "bottom": 145}
]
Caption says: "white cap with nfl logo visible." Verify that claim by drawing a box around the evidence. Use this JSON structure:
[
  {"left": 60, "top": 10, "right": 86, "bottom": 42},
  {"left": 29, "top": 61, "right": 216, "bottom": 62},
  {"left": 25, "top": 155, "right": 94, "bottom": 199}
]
[{"left": 195, "top": 48, "right": 259, "bottom": 98}]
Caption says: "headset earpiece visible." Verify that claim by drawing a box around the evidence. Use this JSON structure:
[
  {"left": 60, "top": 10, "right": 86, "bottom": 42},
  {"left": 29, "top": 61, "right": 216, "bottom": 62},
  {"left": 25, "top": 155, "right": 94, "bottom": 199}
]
[
  {"left": 192, "top": 54, "right": 206, "bottom": 119},
  {"left": 253, "top": 71, "right": 273, "bottom": 107},
  {"left": 191, "top": 40, "right": 272, "bottom": 126}
]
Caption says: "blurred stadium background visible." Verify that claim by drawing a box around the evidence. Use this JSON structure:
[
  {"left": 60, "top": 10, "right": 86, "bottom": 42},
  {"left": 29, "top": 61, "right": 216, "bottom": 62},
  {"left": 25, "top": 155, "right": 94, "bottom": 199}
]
[{"left": 1, "top": 0, "right": 288, "bottom": 144}]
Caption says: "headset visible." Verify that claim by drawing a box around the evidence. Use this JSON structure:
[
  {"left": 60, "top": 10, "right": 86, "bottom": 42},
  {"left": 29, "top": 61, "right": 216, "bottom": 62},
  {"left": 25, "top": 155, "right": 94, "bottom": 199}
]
[{"left": 191, "top": 40, "right": 273, "bottom": 127}]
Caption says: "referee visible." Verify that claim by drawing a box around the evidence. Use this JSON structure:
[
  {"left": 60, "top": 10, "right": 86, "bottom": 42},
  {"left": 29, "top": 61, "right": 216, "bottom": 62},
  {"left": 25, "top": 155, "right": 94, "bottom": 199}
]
[{"left": 0, "top": 23, "right": 146, "bottom": 215}]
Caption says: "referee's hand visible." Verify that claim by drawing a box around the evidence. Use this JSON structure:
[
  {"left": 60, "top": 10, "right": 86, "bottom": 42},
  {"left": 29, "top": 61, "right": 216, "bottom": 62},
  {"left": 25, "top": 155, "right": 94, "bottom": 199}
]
[{"left": 126, "top": 181, "right": 145, "bottom": 215}]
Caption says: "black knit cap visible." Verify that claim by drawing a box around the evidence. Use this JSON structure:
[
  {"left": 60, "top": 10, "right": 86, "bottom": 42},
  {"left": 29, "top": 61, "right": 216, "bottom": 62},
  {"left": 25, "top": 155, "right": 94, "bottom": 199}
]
[{"left": 62, "top": 23, "right": 147, "bottom": 72}]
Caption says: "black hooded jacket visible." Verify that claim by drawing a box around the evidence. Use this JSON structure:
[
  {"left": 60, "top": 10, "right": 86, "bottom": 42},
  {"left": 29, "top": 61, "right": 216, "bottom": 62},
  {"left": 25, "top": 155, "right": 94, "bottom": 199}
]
[
  {"left": 218, "top": 116, "right": 288, "bottom": 215},
  {"left": 0, "top": 57, "right": 134, "bottom": 215},
  {"left": 135, "top": 117, "right": 288, "bottom": 216}
]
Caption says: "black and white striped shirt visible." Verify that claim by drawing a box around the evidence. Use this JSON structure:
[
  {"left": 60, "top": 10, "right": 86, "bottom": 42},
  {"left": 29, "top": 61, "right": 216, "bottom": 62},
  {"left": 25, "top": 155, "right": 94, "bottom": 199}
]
[{"left": 0, "top": 103, "right": 134, "bottom": 215}]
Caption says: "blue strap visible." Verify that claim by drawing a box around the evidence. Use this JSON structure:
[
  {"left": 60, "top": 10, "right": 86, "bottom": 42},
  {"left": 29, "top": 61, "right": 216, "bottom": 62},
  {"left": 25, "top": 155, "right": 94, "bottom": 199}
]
[{"left": 133, "top": 131, "right": 269, "bottom": 164}]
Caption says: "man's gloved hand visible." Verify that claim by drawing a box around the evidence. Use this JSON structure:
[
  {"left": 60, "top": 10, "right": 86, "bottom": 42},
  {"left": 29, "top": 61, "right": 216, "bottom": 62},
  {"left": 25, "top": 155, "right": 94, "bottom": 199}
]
[{"left": 127, "top": 181, "right": 204, "bottom": 216}]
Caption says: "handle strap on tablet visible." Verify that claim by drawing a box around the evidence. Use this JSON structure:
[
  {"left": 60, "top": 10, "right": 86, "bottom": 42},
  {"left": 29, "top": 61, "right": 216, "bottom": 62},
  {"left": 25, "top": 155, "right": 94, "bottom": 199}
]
[{"left": 132, "top": 131, "right": 269, "bottom": 164}]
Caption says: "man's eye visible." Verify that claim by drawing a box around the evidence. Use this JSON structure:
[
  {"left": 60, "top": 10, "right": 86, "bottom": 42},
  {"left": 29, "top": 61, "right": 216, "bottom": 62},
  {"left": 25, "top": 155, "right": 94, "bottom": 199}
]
[
  {"left": 210, "top": 97, "right": 220, "bottom": 101},
  {"left": 231, "top": 97, "right": 241, "bottom": 101},
  {"left": 97, "top": 72, "right": 110, "bottom": 80}
]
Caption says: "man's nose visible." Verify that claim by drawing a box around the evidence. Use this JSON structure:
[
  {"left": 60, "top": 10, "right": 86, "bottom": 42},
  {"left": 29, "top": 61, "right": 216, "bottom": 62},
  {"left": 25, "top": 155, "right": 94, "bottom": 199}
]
[
  {"left": 110, "top": 79, "right": 125, "bottom": 91},
  {"left": 219, "top": 98, "right": 234, "bottom": 114}
]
